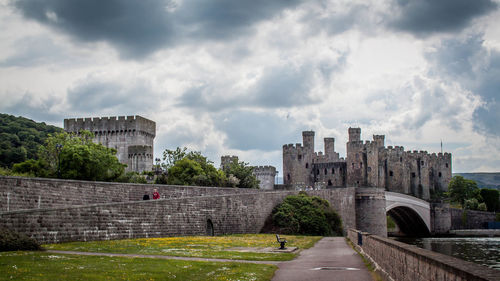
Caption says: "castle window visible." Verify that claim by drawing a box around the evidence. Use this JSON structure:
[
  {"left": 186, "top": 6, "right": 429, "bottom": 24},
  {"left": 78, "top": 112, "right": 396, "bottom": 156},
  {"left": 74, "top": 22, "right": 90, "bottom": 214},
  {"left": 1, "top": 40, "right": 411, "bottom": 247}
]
[
  {"left": 389, "top": 171, "right": 393, "bottom": 176},
  {"left": 360, "top": 162, "right": 363, "bottom": 168},
  {"left": 411, "top": 172, "right": 416, "bottom": 178},
  {"left": 316, "top": 169, "right": 320, "bottom": 175},
  {"left": 367, "top": 167, "right": 371, "bottom": 172},
  {"left": 421, "top": 161, "right": 424, "bottom": 166},
  {"left": 306, "top": 163, "right": 309, "bottom": 169},
  {"left": 438, "top": 172, "right": 442, "bottom": 177},
  {"left": 332, "top": 168, "right": 335, "bottom": 174},
  {"left": 339, "top": 168, "right": 342, "bottom": 172},
  {"left": 298, "top": 154, "right": 302, "bottom": 160},
  {"left": 445, "top": 163, "right": 449, "bottom": 168},
  {"left": 400, "top": 157, "right": 402, "bottom": 162},
  {"left": 352, "top": 163, "right": 354, "bottom": 168},
  {"left": 324, "top": 168, "right": 327, "bottom": 175},
  {"left": 287, "top": 174, "right": 291, "bottom": 181},
  {"left": 328, "top": 180, "right": 332, "bottom": 186}
]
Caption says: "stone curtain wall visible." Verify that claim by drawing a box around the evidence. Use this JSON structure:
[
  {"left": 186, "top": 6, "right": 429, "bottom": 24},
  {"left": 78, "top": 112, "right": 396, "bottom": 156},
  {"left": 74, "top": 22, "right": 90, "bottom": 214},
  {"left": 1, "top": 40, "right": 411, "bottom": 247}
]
[
  {"left": 0, "top": 176, "right": 262, "bottom": 212},
  {"left": 347, "top": 229, "right": 499, "bottom": 281},
  {"left": 0, "top": 176, "right": 357, "bottom": 243},
  {"left": 0, "top": 189, "right": 355, "bottom": 244},
  {"left": 450, "top": 208, "right": 497, "bottom": 230},
  {"left": 305, "top": 188, "right": 356, "bottom": 233}
]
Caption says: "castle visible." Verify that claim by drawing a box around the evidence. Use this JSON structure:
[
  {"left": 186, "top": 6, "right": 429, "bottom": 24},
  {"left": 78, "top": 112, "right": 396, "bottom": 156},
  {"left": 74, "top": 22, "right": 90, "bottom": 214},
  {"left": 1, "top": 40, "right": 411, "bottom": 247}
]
[
  {"left": 220, "top": 155, "right": 277, "bottom": 190},
  {"left": 283, "top": 128, "right": 452, "bottom": 200},
  {"left": 64, "top": 116, "right": 156, "bottom": 173}
]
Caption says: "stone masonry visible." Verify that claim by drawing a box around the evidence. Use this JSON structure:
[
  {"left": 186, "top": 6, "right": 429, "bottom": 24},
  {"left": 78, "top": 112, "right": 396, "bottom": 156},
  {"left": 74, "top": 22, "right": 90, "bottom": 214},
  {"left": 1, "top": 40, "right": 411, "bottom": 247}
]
[
  {"left": 283, "top": 128, "right": 452, "bottom": 200},
  {"left": 64, "top": 115, "right": 156, "bottom": 173},
  {"left": 0, "top": 176, "right": 356, "bottom": 244}
]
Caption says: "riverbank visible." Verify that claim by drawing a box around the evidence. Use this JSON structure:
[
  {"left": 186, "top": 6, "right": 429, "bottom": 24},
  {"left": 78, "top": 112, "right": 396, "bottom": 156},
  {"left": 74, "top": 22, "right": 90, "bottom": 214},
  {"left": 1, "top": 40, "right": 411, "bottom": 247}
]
[{"left": 450, "top": 229, "right": 500, "bottom": 237}]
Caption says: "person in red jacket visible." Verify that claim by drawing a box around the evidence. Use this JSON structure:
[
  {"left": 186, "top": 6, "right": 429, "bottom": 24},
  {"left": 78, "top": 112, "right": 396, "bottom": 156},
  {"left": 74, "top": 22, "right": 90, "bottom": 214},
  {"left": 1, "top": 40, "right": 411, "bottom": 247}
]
[{"left": 152, "top": 189, "right": 160, "bottom": 200}]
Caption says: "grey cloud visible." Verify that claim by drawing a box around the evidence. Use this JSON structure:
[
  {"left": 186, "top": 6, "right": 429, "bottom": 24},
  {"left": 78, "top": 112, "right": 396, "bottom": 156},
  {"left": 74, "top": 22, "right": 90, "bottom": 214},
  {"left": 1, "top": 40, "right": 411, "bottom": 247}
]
[
  {"left": 12, "top": 0, "right": 175, "bottom": 59},
  {"left": 176, "top": 0, "right": 304, "bottom": 40},
  {"left": 302, "top": 3, "right": 372, "bottom": 36},
  {"left": 426, "top": 36, "right": 500, "bottom": 136},
  {"left": 12, "top": 0, "right": 304, "bottom": 59},
  {"left": 214, "top": 110, "right": 300, "bottom": 151},
  {"left": 389, "top": 0, "right": 497, "bottom": 36},
  {"left": 67, "top": 78, "right": 158, "bottom": 114},
  {"left": 0, "top": 36, "right": 68, "bottom": 67},
  {"left": 250, "top": 64, "right": 317, "bottom": 108},
  {"left": 177, "top": 63, "right": 319, "bottom": 111},
  {"left": 0, "top": 92, "right": 64, "bottom": 123}
]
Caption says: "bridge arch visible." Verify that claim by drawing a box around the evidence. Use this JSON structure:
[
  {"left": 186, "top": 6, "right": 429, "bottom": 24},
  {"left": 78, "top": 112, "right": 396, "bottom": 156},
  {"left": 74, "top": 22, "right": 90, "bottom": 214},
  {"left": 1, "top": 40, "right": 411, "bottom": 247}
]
[{"left": 385, "top": 192, "right": 431, "bottom": 236}]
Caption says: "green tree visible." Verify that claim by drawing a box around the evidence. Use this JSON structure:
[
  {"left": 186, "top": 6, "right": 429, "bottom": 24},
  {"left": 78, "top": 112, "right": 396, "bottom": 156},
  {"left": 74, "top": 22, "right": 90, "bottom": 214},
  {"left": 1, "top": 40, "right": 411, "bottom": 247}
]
[
  {"left": 223, "top": 159, "right": 259, "bottom": 189},
  {"left": 479, "top": 188, "right": 500, "bottom": 212},
  {"left": 270, "top": 192, "right": 342, "bottom": 236},
  {"left": 162, "top": 147, "right": 187, "bottom": 169},
  {"left": 447, "top": 176, "right": 481, "bottom": 207},
  {"left": 165, "top": 148, "right": 226, "bottom": 187},
  {"left": 13, "top": 131, "right": 125, "bottom": 181},
  {"left": 0, "top": 113, "right": 62, "bottom": 167}
]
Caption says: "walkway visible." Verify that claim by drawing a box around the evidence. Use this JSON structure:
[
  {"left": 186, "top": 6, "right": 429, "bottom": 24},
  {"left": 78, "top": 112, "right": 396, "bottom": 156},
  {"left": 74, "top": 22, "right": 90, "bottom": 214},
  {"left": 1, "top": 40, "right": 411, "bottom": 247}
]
[{"left": 272, "top": 237, "right": 373, "bottom": 281}]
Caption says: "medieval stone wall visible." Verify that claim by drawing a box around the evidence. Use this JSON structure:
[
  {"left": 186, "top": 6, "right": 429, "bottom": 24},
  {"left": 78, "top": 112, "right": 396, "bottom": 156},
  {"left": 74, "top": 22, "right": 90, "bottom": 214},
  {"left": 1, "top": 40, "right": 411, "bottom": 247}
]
[
  {"left": 0, "top": 177, "right": 357, "bottom": 244},
  {"left": 450, "top": 208, "right": 497, "bottom": 230},
  {"left": 347, "top": 229, "right": 499, "bottom": 281},
  {"left": 64, "top": 115, "right": 155, "bottom": 173},
  {"left": 0, "top": 176, "right": 262, "bottom": 212}
]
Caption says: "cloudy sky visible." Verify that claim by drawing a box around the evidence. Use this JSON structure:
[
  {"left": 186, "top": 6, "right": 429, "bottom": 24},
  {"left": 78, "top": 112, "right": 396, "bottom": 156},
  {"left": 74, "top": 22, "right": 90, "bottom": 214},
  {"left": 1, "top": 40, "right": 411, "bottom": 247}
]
[{"left": 1, "top": 0, "right": 499, "bottom": 174}]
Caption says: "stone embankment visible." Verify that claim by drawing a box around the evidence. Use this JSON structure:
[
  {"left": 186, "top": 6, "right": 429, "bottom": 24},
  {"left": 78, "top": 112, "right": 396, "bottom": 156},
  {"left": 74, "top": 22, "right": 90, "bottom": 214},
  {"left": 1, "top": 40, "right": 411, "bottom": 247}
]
[{"left": 347, "top": 229, "right": 500, "bottom": 281}]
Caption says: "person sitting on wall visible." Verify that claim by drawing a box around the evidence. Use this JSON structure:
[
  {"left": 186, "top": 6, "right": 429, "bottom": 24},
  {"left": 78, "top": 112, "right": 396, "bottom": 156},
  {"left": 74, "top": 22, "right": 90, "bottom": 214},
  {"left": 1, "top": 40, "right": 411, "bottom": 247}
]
[
  {"left": 153, "top": 189, "right": 160, "bottom": 200},
  {"left": 143, "top": 192, "right": 150, "bottom": 200}
]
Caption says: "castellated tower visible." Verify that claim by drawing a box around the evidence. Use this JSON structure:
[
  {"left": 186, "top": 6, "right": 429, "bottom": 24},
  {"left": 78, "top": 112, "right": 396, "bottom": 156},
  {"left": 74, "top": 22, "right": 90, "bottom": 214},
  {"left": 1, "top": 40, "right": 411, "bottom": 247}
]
[
  {"left": 64, "top": 115, "right": 156, "bottom": 173},
  {"left": 346, "top": 127, "right": 366, "bottom": 187},
  {"left": 220, "top": 155, "right": 276, "bottom": 190},
  {"left": 253, "top": 166, "right": 277, "bottom": 190}
]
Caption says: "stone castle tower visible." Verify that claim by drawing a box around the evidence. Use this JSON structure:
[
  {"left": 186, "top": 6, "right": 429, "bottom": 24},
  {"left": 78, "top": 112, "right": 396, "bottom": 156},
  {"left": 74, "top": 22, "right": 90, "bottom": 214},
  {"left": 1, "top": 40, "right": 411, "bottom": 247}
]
[
  {"left": 64, "top": 115, "right": 156, "bottom": 173},
  {"left": 220, "top": 155, "right": 277, "bottom": 190},
  {"left": 283, "top": 128, "right": 452, "bottom": 200}
]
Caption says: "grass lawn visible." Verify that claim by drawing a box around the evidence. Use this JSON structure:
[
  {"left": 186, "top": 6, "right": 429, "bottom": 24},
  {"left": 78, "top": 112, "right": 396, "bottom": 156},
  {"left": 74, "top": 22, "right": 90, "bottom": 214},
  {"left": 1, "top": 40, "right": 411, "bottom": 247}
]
[
  {"left": 0, "top": 251, "right": 276, "bottom": 281},
  {"left": 44, "top": 234, "right": 322, "bottom": 261}
]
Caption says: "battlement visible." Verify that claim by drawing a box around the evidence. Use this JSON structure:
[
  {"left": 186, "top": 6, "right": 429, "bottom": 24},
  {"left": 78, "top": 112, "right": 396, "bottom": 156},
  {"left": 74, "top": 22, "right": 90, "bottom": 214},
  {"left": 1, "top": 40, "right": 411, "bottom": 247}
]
[
  {"left": 253, "top": 166, "right": 277, "bottom": 173},
  {"left": 283, "top": 143, "right": 304, "bottom": 151},
  {"left": 64, "top": 115, "right": 156, "bottom": 137}
]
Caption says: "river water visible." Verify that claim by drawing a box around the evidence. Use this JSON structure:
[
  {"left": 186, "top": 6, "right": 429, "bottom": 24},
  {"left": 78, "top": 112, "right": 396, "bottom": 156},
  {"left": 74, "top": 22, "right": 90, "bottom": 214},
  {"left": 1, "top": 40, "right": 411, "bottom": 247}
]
[{"left": 395, "top": 237, "right": 500, "bottom": 271}]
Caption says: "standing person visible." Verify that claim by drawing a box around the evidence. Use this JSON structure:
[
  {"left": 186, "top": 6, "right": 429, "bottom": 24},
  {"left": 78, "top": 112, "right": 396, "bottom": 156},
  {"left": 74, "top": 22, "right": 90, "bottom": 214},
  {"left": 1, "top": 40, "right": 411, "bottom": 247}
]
[{"left": 153, "top": 189, "right": 160, "bottom": 200}]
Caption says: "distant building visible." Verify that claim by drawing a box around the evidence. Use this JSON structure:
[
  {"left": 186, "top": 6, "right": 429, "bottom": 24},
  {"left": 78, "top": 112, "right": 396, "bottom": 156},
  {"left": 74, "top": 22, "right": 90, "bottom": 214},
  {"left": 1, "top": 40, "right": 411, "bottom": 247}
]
[
  {"left": 64, "top": 115, "right": 156, "bottom": 173},
  {"left": 283, "top": 128, "right": 452, "bottom": 200}
]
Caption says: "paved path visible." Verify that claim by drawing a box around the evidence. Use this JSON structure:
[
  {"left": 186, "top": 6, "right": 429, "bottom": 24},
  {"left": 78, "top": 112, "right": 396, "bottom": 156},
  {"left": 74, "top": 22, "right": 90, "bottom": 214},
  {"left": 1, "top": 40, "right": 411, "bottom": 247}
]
[
  {"left": 272, "top": 237, "right": 374, "bottom": 281},
  {"left": 46, "top": 250, "right": 280, "bottom": 264}
]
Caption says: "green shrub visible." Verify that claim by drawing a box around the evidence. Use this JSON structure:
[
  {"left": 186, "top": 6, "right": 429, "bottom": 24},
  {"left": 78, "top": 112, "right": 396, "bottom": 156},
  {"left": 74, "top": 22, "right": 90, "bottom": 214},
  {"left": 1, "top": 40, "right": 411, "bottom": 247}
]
[
  {"left": 270, "top": 193, "right": 342, "bottom": 236},
  {"left": 477, "top": 202, "right": 487, "bottom": 211},
  {"left": 0, "top": 229, "right": 42, "bottom": 252}
]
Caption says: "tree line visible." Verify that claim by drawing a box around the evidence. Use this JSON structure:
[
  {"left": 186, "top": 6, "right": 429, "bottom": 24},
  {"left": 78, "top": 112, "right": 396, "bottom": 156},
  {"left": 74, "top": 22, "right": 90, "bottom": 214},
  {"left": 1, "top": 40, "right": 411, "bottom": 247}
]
[{"left": 0, "top": 114, "right": 259, "bottom": 188}]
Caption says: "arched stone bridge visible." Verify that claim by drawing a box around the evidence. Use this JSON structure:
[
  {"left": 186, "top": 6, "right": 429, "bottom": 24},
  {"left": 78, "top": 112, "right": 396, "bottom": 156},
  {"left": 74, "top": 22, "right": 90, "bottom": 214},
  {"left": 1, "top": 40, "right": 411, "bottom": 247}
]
[{"left": 385, "top": 191, "right": 431, "bottom": 236}]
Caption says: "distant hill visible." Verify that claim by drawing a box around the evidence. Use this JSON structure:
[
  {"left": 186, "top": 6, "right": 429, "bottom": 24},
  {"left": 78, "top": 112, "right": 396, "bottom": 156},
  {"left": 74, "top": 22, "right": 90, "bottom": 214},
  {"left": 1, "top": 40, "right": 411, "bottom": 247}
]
[
  {"left": 0, "top": 113, "right": 63, "bottom": 168},
  {"left": 454, "top": 173, "right": 500, "bottom": 190}
]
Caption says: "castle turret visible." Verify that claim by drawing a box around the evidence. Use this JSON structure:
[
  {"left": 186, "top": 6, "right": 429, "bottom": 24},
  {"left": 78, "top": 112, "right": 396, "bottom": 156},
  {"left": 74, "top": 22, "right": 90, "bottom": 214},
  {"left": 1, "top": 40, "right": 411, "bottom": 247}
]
[
  {"left": 302, "top": 131, "right": 315, "bottom": 151},
  {"left": 348, "top": 127, "right": 361, "bottom": 142},
  {"left": 373, "top": 135, "right": 385, "bottom": 148},
  {"left": 324, "top": 138, "right": 335, "bottom": 157}
]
